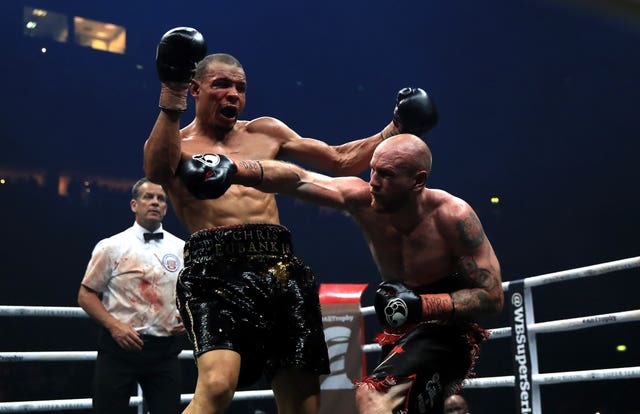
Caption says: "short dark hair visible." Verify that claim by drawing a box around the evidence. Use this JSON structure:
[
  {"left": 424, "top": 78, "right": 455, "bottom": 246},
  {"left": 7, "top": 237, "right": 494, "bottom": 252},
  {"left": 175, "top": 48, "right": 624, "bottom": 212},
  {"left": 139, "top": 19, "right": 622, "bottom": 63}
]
[
  {"left": 131, "top": 177, "right": 149, "bottom": 199},
  {"left": 195, "top": 53, "right": 243, "bottom": 80}
]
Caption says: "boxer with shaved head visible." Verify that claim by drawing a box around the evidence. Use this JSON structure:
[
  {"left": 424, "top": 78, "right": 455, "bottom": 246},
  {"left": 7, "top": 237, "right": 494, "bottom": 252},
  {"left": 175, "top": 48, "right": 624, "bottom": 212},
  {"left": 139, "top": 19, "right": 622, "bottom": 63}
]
[{"left": 180, "top": 134, "right": 503, "bottom": 413}]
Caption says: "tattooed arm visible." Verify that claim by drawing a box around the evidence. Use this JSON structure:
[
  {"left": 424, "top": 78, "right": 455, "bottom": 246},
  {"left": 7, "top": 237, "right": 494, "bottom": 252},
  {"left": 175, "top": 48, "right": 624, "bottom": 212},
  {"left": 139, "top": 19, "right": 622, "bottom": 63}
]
[{"left": 442, "top": 199, "right": 504, "bottom": 319}]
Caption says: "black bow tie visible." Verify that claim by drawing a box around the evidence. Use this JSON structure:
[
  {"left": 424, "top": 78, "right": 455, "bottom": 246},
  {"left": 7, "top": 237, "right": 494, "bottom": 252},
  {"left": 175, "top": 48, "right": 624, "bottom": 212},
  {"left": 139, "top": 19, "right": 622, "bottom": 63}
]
[{"left": 143, "top": 232, "right": 164, "bottom": 242}]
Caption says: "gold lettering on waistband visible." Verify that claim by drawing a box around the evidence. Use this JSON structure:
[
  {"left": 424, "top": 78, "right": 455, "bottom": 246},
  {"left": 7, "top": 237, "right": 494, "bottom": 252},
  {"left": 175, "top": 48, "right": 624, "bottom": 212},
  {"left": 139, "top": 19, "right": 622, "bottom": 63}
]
[
  {"left": 256, "top": 229, "right": 278, "bottom": 241},
  {"left": 210, "top": 240, "right": 291, "bottom": 256},
  {"left": 226, "top": 228, "right": 282, "bottom": 242}
]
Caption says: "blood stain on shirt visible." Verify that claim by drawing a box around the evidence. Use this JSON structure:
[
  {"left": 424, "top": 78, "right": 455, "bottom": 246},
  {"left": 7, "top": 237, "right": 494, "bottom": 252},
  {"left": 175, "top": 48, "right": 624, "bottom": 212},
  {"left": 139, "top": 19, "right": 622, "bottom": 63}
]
[{"left": 139, "top": 279, "right": 162, "bottom": 307}]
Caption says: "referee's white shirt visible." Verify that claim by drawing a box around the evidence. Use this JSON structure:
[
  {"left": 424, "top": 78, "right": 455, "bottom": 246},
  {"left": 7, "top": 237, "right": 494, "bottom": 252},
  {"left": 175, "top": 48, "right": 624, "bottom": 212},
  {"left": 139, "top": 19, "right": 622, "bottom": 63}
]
[{"left": 81, "top": 222, "right": 185, "bottom": 337}]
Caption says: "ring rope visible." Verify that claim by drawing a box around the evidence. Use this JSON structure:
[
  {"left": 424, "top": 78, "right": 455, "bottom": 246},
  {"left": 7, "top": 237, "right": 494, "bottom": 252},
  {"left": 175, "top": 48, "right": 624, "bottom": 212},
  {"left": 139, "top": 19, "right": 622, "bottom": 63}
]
[
  {"left": 2, "top": 255, "right": 638, "bottom": 319},
  {"left": 501, "top": 255, "right": 640, "bottom": 291},
  {"left": 0, "top": 390, "right": 277, "bottom": 413},
  {"left": 3, "top": 309, "right": 637, "bottom": 362},
  {"left": 463, "top": 366, "right": 640, "bottom": 388},
  {"left": 0, "top": 306, "right": 87, "bottom": 318},
  {"left": 486, "top": 309, "right": 640, "bottom": 339},
  {"left": 0, "top": 351, "right": 193, "bottom": 362},
  {"left": 1, "top": 368, "right": 638, "bottom": 412}
]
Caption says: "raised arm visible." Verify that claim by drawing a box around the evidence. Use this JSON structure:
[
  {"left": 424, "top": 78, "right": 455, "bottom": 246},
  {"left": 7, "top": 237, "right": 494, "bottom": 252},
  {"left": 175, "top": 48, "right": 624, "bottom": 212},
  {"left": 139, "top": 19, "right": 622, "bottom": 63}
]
[
  {"left": 144, "top": 111, "right": 184, "bottom": 185},
  {"left": 143, "top": 27, "right": 207, "bottom": 185},
  {"left": 278, "top": 87, "right": 438, "bottom": 176}
]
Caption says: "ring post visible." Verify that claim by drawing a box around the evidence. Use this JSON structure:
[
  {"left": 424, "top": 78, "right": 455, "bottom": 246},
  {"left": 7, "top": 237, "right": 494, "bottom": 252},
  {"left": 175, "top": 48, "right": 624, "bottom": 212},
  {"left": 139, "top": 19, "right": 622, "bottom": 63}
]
[{"left": 508, "top": 279, "right": 540, "bottom": 413}]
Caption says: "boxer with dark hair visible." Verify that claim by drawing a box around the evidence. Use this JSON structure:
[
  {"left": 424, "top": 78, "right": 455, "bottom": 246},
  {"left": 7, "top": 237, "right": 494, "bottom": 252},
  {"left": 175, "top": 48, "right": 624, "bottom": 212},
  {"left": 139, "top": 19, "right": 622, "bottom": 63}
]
[
  {"left": 180, "top": 134, "right": 503, "bottom": 413},
  {"left": 144, "top": 26, "right": 437, "bottom": 414}
]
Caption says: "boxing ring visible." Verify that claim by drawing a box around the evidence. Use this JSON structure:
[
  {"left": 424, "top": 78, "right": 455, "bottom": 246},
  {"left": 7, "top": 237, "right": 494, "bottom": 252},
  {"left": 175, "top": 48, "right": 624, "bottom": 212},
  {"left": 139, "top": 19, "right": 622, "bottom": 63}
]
[{"left": 1, "top": 256, "right": 639, "bottom": 412}]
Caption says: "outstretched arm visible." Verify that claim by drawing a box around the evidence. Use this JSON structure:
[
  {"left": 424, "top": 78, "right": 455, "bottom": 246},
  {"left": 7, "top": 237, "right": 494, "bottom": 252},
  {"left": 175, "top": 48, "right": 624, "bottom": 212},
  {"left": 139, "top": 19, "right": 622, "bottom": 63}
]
[
  {"left": 237, "top": 159, "right": 361, "bottom": 211},
  {"left": 176, "top": 153, "right": 363, "bottom": 210}
]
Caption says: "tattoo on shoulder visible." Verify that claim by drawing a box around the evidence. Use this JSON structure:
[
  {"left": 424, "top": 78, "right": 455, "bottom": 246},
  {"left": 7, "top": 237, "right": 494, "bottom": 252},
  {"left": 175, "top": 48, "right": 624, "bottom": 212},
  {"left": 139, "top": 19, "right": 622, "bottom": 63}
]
[{"left": 456, "top": 212, "right": 484, "bottom": 249}]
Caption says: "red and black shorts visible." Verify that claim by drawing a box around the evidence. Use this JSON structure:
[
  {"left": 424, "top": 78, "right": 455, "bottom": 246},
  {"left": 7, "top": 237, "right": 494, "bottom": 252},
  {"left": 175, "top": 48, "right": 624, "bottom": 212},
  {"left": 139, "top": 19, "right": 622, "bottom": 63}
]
[
  {"left": 177, "top": 224, "right": 330, "bottom": 387},
  {"left": 357, "top": 322, "right": 488, "bottom": 414}
]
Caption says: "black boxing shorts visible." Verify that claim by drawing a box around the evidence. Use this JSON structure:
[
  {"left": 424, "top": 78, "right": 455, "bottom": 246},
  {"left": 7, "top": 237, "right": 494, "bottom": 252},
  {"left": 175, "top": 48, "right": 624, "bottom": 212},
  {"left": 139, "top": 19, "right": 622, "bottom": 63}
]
[
  {"left": 356, "top": 322, "right": 488, "bottom": 414},
  {"left": 176, "top": 224, "right": 330, "bottom": 387}
]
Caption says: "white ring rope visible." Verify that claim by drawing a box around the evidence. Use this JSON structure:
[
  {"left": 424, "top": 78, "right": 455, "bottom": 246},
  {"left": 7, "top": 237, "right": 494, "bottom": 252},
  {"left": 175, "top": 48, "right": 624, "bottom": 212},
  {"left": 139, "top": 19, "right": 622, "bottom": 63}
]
[
  {"left": 2, "top": 255, "right": 638, "bottom": 319},
  {"left": 3, "top": 309, "right": 638, "bottom": 362},
  {"left": 0, "top": 390, "right": 278, "bottom": 413},
  {"left": 501, "top": 255, "right": 640, "bottom": 291},
  {"left": 463, "top": 366, "right": 640, "bottom": 388},
  {"left": 487, "top": 309, "right": 640, "bottom": 339},
  {"left": 0, "top": 306, "right": 87, "bottom": 318},
  {"left": 1, "top": 367, "right": 638, "bottom": 412},
  {"left": 1, "top": 256, "right": 638, "bottom": 412},
  {"left": 0, "top": 351, "right": 194, "bottom": 362}
]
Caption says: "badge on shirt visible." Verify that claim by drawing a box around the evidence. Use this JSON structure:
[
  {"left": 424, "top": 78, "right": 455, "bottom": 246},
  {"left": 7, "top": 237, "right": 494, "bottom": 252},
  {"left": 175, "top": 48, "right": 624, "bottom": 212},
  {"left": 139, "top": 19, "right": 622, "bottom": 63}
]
[{"left": 162, "top": 254, "right": 180, "bottom": 272}]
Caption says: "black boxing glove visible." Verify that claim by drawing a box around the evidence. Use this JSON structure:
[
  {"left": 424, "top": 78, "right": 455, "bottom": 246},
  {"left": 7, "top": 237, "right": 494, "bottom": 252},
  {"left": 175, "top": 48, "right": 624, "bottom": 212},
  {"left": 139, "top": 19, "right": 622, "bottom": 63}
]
[
  {"left": 178, "top": 154, "right": 237, "bottom": 199},
  {"left": 393, "top": 87, "right": 438, "bottom": 137},
  {"left": 156, "top": 27, "right": 207, "bottom": 112},
  {"left": 374, "top": 281, "right": 423, "bottom": 328},
  {"left": 374, "top": 281, "right": 455, "bottom": 328}
]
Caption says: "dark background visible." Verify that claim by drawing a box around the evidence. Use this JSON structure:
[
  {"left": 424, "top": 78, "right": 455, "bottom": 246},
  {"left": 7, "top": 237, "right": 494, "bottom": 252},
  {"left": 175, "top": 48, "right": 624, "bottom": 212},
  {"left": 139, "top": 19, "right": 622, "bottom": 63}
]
[{"left": 1, "top": 0, "right": 639, "bottom": 412}]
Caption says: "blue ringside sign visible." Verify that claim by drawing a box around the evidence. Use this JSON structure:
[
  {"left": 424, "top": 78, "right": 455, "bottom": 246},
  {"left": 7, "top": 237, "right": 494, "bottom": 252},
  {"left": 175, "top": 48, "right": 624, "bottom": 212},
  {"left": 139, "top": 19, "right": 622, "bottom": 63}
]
[{"left": 509, "top": 280, "right": 534, "bottom": 413}]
